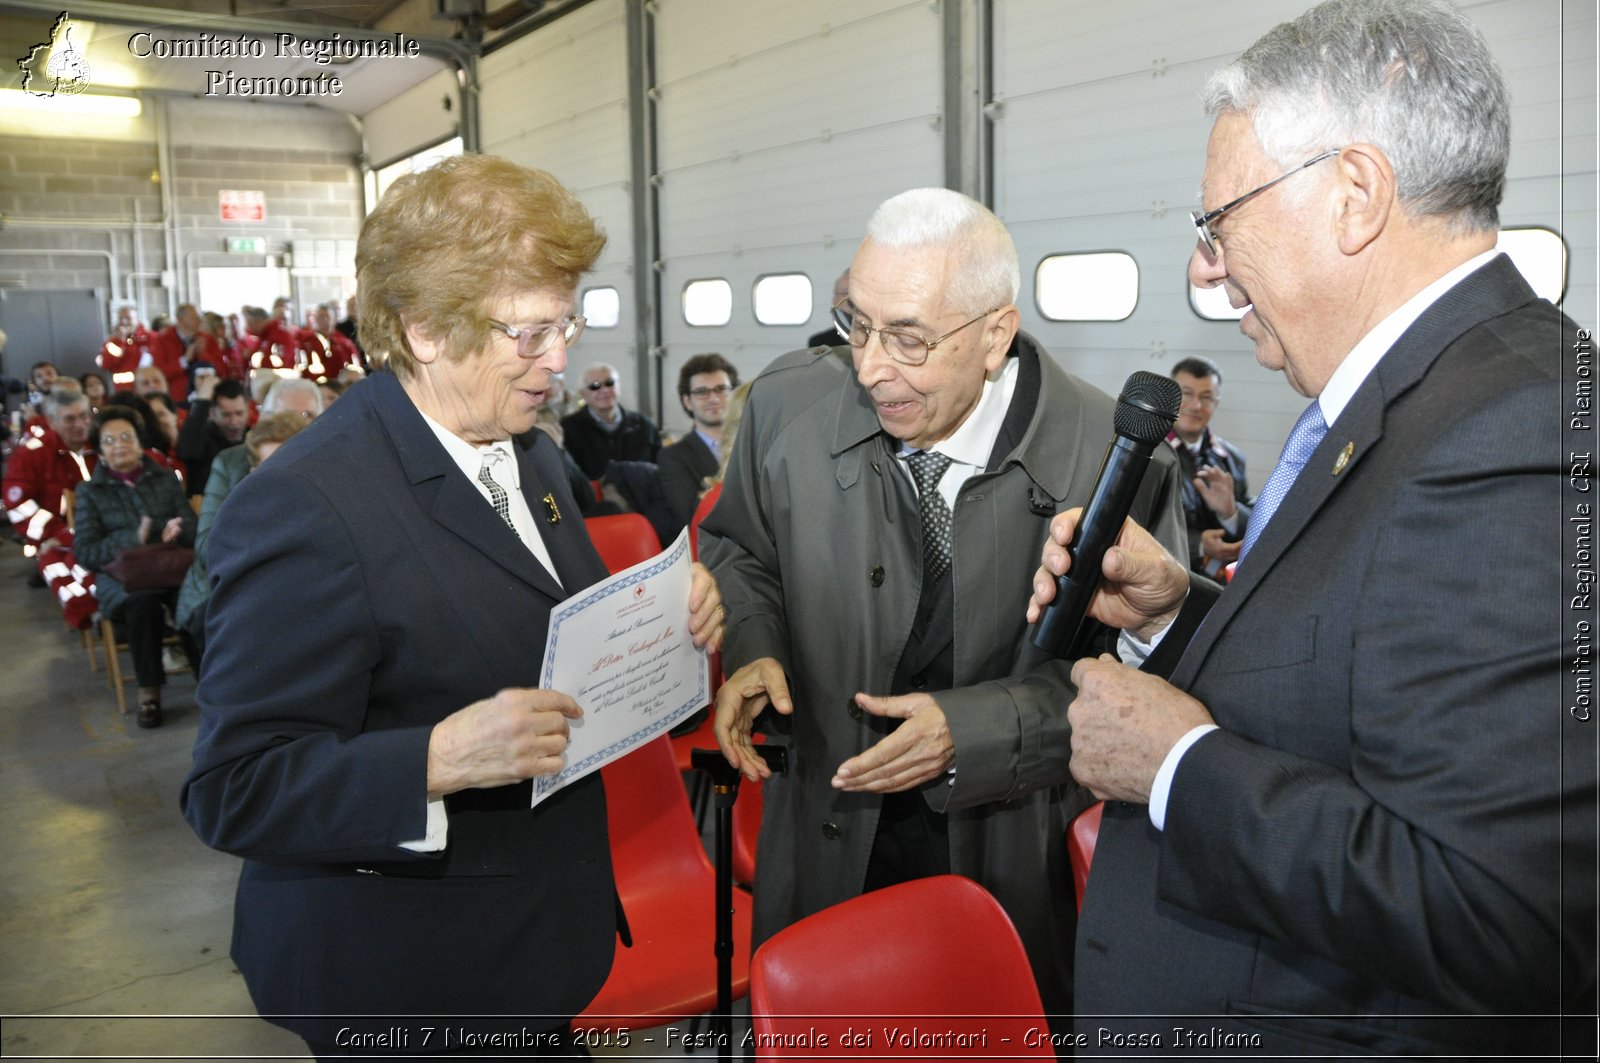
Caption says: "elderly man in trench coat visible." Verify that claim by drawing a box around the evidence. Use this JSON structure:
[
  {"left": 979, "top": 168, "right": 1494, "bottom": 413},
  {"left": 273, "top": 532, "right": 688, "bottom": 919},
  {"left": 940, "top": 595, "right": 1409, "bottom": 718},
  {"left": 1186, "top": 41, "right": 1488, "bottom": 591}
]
[{"left": 700, "top": 187, "right": 1186, "bottom": 1015}]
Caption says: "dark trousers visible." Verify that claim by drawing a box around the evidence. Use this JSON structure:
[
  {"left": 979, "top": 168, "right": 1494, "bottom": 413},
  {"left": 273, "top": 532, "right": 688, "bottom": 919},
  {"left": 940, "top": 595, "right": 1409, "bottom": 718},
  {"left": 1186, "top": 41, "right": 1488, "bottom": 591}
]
[
  {"left": 113, "top": 589, "right": 178, "bottom": 689},
  {"left": 863, "top": 787, "right": 950, "bottom": 892}
]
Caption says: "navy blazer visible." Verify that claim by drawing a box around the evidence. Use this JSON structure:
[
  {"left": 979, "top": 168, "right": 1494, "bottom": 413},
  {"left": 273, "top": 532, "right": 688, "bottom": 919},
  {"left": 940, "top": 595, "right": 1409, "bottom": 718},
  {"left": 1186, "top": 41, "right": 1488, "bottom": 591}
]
[
  {"left": 182, "top": 370, "right": 618, "bottom": 1043},
  {"left": 1077, "top": 256, "right": 1597, "bottom": 1055}
]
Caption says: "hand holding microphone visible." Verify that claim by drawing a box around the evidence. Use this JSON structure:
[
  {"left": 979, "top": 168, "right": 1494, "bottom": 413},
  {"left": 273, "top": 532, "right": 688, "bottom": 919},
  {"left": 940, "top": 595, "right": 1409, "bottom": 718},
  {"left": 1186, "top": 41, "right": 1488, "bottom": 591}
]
[{"left": 1031, "top": 371, "right": 1184, "bottom": 656}]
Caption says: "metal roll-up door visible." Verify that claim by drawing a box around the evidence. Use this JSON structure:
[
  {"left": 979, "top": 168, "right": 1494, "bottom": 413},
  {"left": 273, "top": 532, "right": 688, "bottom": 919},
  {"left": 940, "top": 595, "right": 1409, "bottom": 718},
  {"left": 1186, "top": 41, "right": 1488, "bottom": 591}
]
[
  {"left": 652, "top": 0, "right": 945, "bottom": 433},
  {"left": 991, "top": 0, "right": 1589, "bottom": 476},
  {"left": 479, "top": 0, "right": 636, "bottom": 395}
]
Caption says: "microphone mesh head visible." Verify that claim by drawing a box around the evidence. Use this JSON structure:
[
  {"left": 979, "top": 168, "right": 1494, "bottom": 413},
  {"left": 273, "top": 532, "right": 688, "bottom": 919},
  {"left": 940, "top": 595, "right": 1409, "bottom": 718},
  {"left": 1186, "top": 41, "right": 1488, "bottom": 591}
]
[{"left": 1114, "top": 371, "right": 1183, "bottom": 444}]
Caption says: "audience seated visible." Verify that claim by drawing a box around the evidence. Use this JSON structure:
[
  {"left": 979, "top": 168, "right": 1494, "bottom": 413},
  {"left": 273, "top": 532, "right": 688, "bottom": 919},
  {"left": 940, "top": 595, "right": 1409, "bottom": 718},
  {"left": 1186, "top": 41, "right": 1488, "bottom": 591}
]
[
  {"left": 177, "top": 412, "right": 311, "bottom": 657},
  {"left": 559, "top": 362, "right": 662, "bottom": 479},
  {"left": 202, "top": 311, "right": 249, "bottom": 380},
  {"left": 658, "top": 353, "right": 739, "bottom": 538},
  {"left": 176, "top": 377, "right": 250, "bottom": 497},
  {"left": 96, "top": 304, "right": 162, "bottom": 392},
  {"left": 79, "top": 372, "right": 108, "bottom": 412},
  {"left": 73, "top": 406, "right": 196, "bottom": 729},
  {"left": 241, "top": 306, "right": 304, "bottom": 371},
  {"left": 154, "top": 303, "right": 221, "bottom": 401},
  {"left": 301, "top": 303, "right": 362, "bottom": 382},
  {"left": 532, "top": 407, "right": 599, "bottom": 515},
  {"left": 142, "top": 392, "right": 189, "bottom": 486},
  {"left": 4, "top": 387, "right": 96, "bottom": 565}
]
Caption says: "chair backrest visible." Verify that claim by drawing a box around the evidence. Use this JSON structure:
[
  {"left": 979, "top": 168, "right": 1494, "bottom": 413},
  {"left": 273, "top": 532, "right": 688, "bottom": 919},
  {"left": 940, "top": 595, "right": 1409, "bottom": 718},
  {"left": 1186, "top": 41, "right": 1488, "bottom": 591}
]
[
  {"left": 750, "top": 875, "right": 1052, "bottom": 1058},
  {"left": 585, "top": 512, "right": 662, "bottom": 574},
  {"left": 688, "top": 481, "right": 723, "bottom": 562},
  {"left": 601, "top": 735, "right": 715, "bottom": 892},
  {"left": 1069, "top": 801, "right": 1104, "bottom": 913}
]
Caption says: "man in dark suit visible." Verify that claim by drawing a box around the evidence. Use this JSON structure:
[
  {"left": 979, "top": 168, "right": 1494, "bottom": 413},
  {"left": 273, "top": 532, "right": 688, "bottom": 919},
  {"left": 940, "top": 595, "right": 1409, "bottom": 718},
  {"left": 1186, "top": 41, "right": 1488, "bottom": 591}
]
[
  {"left": 181, "top": 154, "right": 724, "bottom": 1058},
  {"left": 1029, "top": 0, "right": 1596, "bottom": 1054},
  {"left": 1166, "top": 356, "right": 1251, "bottom": 577},
  {"left": 658, "top": 352, "right": 739, "bottom": 535}
]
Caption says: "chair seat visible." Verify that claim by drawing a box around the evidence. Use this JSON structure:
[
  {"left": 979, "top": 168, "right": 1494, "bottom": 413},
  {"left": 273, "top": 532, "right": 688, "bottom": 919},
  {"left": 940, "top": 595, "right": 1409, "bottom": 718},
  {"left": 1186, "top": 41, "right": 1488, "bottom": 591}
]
[
  {"left": 576, "top": 735, "right": 753, "bottom": 1030},
  {"left": 579, "top": 882, "right": 752, "bottom": 1028}
]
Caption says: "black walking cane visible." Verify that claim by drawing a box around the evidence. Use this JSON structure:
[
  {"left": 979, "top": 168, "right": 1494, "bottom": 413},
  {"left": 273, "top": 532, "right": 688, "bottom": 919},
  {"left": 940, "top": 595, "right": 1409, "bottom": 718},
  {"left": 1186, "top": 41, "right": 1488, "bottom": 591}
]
[{"left": 691, "top": 743, "right": 787, "bottom": 1063}]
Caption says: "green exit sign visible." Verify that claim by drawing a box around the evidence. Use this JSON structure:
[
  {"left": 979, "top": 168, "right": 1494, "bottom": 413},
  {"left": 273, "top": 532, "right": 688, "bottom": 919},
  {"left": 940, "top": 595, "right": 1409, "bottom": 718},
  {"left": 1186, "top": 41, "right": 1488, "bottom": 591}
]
[{"left": 225, "top": 237, "right": 266, "bottom": 254}]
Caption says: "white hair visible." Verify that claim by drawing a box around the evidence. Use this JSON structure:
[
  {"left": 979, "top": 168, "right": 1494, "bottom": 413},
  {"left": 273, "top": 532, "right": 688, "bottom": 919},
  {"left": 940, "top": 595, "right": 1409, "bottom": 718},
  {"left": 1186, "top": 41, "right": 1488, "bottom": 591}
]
[
  {"left": 1202, "top": 0, "right": 1508, "bottom": 232},
  {"left": 864, "top": 188, "right": 1020, "bottom": 315},
  {"left": 261, "top": 377, "right": 324, "bottom": 416}
]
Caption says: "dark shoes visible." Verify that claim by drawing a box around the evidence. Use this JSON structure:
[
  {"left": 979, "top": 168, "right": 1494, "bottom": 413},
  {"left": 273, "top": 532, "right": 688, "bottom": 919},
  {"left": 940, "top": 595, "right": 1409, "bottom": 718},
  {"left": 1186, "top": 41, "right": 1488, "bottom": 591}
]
[{"left": 136, "top": 688, "right": 162, "bottom": 729}]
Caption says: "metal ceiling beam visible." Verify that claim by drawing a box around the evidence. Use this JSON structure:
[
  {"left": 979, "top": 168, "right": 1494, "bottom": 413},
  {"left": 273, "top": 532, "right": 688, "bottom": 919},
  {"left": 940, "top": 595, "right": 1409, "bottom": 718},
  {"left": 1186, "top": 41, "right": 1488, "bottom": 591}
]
[{"left": 0, "top": 0, "right": 478, "bottom": 65}]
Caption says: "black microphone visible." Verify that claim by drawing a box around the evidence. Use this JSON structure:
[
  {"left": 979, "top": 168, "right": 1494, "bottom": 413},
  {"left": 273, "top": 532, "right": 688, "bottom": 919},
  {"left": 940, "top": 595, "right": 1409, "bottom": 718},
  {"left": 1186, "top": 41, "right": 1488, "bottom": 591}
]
[{"left": 1032, "top": 370, "right": 1182, "bottom": 657}]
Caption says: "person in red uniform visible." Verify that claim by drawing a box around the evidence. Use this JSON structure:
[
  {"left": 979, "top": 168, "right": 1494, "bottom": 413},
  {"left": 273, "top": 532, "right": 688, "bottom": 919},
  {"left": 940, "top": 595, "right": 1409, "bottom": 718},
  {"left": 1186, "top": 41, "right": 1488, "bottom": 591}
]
[
  {"left": 299, "top": 303, "right": 361, "bottom": 382},
  {"left": 97, "top": 305, "right": 164, "bottom": 392},
  {"left": 153, "top": 304, "right": 222, "bottom": 402},
  {"left": 4, "top": 388, "right": 96, "bottom": 575},
  {"left": 242, "top": 307, "right": 304, "bottom": 371},
  {"left": 8, "top": 388, "right": 102, "bottom": 626}
]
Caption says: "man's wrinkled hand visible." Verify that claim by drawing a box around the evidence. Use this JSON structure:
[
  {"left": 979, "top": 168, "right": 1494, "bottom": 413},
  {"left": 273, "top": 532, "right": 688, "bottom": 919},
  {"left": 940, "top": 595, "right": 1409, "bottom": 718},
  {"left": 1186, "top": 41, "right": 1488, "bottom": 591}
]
[
  {"left": 832, "top": 692, "right": 954, "bottom": 793},
  {"left": 713, "top": 657, "right": 791, "bottom": 781},
  {"left": 687, "top": 562, "right": 725, "bottom": 652},
  {"left": 1067, "top": 654, "right": 1212, "bottom": 804},
  {"left": 1027, "top": 507, "right": 1190, "bottom": 642},
  {"left": 427, "top": 687, "right": 582, "bottom": 797}
]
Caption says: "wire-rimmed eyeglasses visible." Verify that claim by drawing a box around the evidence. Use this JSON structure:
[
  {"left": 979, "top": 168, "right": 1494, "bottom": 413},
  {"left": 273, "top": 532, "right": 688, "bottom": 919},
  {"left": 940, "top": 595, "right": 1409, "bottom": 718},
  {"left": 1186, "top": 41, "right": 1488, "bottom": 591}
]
[
  {"left": 831, "top": 301, "right": 998, "bottom": 367},
  {"left": 487, "top": 315, "right": 586, "bottom": 358},
  {"left": 1190, "top": 148, "right": 1342, "bottom": 259}
]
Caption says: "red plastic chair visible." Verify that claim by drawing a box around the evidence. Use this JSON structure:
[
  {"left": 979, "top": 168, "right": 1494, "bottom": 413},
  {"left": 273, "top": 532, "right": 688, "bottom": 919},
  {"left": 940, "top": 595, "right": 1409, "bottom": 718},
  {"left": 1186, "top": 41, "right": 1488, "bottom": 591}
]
[
  {"left": 731, "top": 771, "right": 763, "bottom": 888},
  {"left": 1069, "top": 801, "right": 1104, "bottom": 913},
  {"left": 749, "top": 875, "right": 1052, "bottom": 1058},
  {"left": 585, "top": 512, "right": 662, "bottom": 574},
  {"left": 688, "top": 482, "right": 723, "bottom": 561},
  {"left": 578, "top": 735, "right": 754, "bottom": 1029}
]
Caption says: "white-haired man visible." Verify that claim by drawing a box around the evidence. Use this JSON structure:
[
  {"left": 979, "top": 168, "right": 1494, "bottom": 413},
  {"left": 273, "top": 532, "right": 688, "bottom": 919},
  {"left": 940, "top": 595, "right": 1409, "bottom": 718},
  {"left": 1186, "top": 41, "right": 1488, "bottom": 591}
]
[
  {"left": 1030, "top": 0, "right": 1594, "bottom": 1053},
  {"left": 701, "top": 187, "right": 1186, "bottom": 1016}
]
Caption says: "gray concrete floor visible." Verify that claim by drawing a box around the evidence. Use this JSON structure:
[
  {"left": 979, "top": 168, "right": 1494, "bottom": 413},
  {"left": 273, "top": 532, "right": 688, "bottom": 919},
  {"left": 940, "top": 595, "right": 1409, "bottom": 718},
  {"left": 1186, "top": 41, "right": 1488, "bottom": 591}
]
[
  {"left": 0, "top": 542, "right": 312, "bottom": 1061},
  {"left": 0, "top": 541, "right": 742, "bottom": 1062}
]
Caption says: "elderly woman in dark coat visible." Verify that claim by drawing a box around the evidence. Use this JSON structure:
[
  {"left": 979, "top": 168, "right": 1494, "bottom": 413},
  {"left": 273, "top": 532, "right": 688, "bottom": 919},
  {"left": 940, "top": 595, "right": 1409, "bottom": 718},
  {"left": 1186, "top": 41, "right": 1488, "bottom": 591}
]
[{"left": 74, "top": 406, "right": 196, "bottom": 728}]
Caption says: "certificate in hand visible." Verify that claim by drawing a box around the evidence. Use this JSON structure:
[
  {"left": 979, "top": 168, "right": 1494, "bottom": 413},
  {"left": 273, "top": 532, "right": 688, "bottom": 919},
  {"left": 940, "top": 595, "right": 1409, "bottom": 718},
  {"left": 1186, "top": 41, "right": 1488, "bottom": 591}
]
[{"left": 532, "top": 527, "right": 711, "bottom": 808}]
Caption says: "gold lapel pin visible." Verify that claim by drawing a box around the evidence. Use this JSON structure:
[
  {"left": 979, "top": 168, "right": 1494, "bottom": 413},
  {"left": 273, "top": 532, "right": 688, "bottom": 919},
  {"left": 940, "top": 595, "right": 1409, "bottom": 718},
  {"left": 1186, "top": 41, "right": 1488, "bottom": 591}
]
[
  {"left": 1332, "top": 442, "right": 1354, "bottom": 475},
  {"left": 543, "top": 493, "right": 561, "bottom": 524}
]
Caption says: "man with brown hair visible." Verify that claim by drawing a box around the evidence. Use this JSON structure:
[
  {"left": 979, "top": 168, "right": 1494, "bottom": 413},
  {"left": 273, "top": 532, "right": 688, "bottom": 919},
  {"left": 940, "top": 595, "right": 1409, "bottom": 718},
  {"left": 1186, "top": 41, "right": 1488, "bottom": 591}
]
[{"left": 659, "top": 352, "right": 739, "bottom": 534}]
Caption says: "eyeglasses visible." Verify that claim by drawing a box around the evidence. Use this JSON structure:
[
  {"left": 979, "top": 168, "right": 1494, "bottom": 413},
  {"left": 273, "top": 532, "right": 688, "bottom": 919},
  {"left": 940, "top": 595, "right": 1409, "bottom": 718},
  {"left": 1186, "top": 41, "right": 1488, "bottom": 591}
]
[
  {"left": 687, "top": 384, "right": 734, "bottom": 399},
  {"left": 584, "top": 377, "right": 617, "bottom": 392},
  {"left": 99, "top": 431, "right": 138, "bottom": 446},
  {"left": 487, "top": 315, "right": 586, "bottom": 358},
  {"left": 831, "top": 301, "right": 998, "bottom": 367},
  {"left": 1179, "top": 388, "right": 1219, "bottom": 409},
  {"left": 1190, "top": 148, "right": 1342, "bottom": 259}
]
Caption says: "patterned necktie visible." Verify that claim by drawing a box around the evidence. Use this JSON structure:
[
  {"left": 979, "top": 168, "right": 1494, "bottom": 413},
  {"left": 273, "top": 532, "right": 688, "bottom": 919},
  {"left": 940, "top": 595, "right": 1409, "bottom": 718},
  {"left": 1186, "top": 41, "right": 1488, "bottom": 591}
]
[
  {"left": 907, "top": 450, "right": 955, "bottom": 584},
  {"left": 477, "top": 451, "right": 517, "bottom": 533},
  {"left": 1238, "top": 400, "right": 1328, "bottom": 562}
]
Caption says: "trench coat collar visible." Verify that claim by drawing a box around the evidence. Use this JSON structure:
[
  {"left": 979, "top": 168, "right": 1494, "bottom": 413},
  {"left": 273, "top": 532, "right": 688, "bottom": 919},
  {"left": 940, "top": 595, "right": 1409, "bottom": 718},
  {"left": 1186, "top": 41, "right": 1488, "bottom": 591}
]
[
  {"left": 826, "top": 330, "right": 1087, "bottom": 502},
  {"left": 364, "top": 369, "right": 570, "bottom": 603}
]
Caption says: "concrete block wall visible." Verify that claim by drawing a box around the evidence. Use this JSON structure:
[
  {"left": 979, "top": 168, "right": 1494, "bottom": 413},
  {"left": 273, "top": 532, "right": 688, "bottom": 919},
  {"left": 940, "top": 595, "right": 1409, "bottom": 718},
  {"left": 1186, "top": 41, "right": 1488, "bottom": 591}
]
[{"left": 0, "top": 97, "right": 362, "bottom": 331}]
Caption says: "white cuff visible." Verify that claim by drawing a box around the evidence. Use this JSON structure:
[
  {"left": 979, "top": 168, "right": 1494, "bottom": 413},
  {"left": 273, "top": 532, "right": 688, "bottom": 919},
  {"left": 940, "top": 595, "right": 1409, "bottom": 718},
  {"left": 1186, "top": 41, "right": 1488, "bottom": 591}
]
[
  {"left": 398, "top": 796, "right": 448, "bottom": 852},
  {"left": 1148, "top": 724, "right": 1219, "bottom": 830}
]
